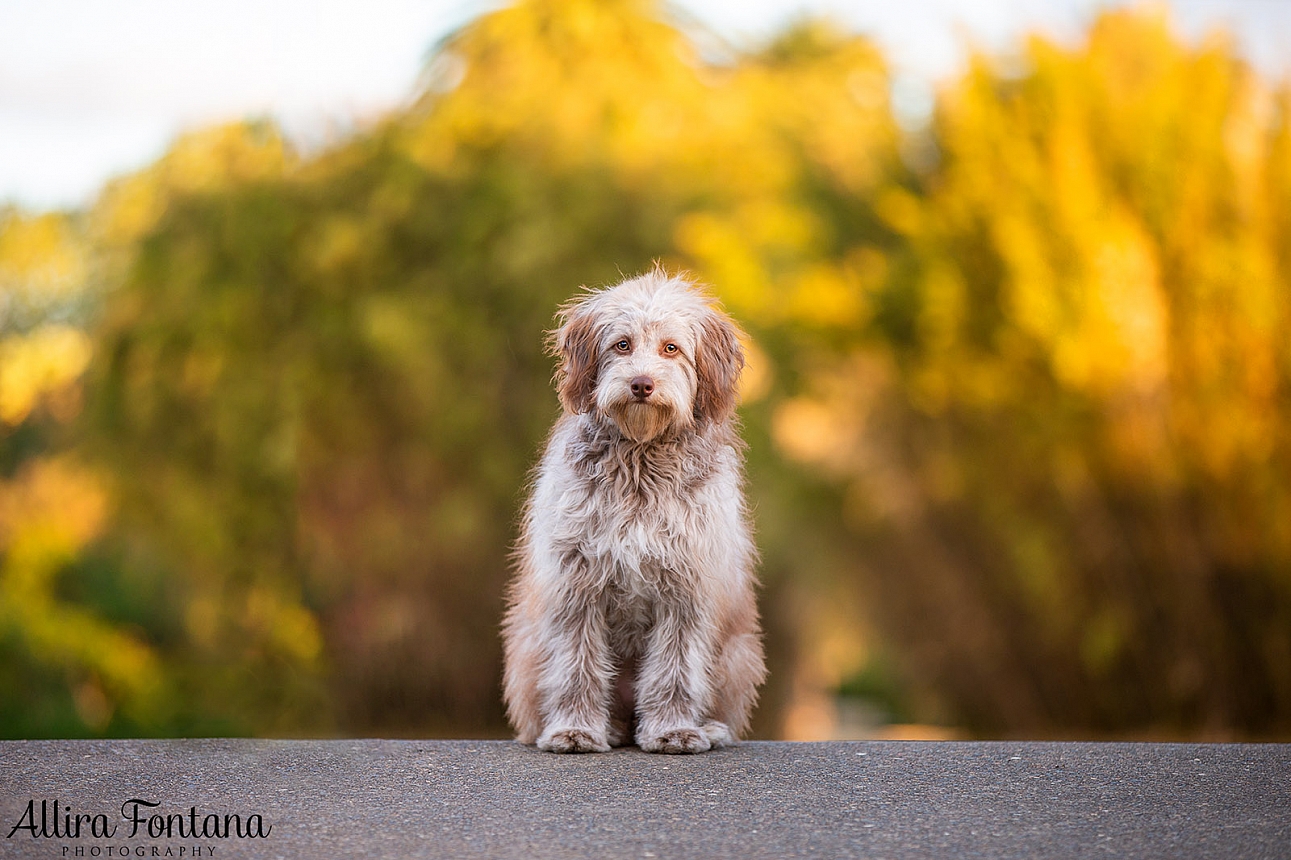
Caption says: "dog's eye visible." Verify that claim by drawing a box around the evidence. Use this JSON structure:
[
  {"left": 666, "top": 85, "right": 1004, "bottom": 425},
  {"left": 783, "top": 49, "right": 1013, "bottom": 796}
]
[
  {"left": 663, "top": 343, "right": 679, "bottom": 354},
  {"left": 614, "top": 340, "right": 631, "bottom": 353}
]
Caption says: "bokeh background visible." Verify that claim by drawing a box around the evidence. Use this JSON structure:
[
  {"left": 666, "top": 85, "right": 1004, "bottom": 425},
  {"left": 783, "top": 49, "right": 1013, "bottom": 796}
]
[{"left": 3, "top": 0, "right": 1291, "bottom": 741}]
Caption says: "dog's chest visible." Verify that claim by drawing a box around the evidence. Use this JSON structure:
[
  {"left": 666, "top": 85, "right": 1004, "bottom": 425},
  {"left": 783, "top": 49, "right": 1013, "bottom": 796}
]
[
  {"left": 573, "top": 440, "right": 714, "bottom": 574},
  {"left": 586, "top": 477, "right": 695, "bottom": 574}
]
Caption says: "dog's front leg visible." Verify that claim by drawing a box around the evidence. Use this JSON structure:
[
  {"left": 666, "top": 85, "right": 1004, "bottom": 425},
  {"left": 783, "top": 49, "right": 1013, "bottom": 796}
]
[
  {"left": 634, "top": 595, "right": 717, "bottom": 754},
  {"left": 535, "top": 575, "right": 614, "bottom": 753}
]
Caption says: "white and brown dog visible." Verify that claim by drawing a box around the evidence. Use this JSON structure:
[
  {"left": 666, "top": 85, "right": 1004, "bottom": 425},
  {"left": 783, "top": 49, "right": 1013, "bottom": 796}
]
[{"left": 502, "top": 269, "right": 765, "bottom": 754}]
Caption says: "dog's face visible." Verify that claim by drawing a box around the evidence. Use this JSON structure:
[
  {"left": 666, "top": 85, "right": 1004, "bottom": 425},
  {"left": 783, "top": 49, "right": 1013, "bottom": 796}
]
[{"left": 551, "top": 272, "right": 745, "bottom": 442}]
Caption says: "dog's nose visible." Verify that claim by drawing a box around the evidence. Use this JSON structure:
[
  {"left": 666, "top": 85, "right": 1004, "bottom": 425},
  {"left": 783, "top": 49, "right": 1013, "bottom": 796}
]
[{"left": 630, "top": 376, "right": 655, "bottom": 400}]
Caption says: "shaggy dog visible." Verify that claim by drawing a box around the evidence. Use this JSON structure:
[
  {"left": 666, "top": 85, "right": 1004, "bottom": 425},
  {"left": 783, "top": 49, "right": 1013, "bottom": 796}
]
[{"left": 502, "top": 269, "right": 766, "bottom": 754}]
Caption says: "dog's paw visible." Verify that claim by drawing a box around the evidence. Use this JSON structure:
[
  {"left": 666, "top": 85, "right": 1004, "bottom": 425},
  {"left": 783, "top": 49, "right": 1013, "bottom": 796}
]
[
  {"left": 537, "top": 728, "right": 611, "bottom": 754},
  {"left": 701, "top": 721, "right": 735, "bottom": 748},
  {"left": 638, "top": 726, "right": 712, "bottom": 754}
]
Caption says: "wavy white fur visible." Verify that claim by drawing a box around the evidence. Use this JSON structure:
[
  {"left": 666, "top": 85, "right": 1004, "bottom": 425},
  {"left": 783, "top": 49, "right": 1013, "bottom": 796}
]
[{"left": 502, "top": 269, "right": 766, "bottom": 754}]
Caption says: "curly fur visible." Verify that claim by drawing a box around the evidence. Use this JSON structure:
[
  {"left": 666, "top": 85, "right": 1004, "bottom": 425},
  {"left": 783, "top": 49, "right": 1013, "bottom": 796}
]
[{"left": 502, "top": 269, "right": 766, "bottom": 754}]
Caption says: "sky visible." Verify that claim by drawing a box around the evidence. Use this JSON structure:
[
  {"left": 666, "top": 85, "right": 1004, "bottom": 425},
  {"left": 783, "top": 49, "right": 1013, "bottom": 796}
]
[{"left": 3, "top": 0, "right": 1289, "bottom": 211}]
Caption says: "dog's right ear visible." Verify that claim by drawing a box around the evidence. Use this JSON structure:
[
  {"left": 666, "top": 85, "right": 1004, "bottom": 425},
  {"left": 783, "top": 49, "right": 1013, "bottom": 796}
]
[{"left": 550, "top": 302, "right": 599, "bottom": 414}]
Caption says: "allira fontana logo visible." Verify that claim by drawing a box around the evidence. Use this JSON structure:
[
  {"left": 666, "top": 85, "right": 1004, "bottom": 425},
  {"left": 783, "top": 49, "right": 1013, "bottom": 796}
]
[{"left": 7, "top": 798, "right": 272, "bottom": 841}]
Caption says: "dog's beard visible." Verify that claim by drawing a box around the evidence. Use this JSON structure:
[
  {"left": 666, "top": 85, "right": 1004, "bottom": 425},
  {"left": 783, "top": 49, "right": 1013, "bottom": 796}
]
[{"left": 606, "top": 399, "right": 685, "bottom": 442}]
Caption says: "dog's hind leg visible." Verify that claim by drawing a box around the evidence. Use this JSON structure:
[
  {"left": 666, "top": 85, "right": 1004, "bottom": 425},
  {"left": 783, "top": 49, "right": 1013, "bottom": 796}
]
[{"left": 709, "top": 629, "right": 765, "bottom": 740}]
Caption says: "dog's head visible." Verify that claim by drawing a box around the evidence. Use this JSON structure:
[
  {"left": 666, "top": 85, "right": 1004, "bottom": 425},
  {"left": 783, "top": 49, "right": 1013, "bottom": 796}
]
[{"left": 550, "top": 270, "right": 746, "bottom": 442}]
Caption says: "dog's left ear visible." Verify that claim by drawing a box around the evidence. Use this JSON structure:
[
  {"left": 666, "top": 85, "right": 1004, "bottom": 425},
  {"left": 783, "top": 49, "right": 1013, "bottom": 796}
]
[{"left": 694, "top": 308, "right": 745, "bottom": 425}]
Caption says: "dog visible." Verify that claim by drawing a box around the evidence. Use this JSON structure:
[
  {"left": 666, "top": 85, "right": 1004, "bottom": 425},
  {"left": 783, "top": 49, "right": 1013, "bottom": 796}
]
[{"left": 502, "top": 269, "right": 766, "bottom": 754}]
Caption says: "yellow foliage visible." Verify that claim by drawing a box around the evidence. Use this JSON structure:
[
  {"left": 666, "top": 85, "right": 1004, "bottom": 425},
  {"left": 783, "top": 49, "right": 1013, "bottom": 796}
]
[
  {"left": 6, "top": 0, "right": 1285, "bottom": 738},
  {"left": 735, "top": 336, "right": 772, "bottom": 406},
  {"left": 246, "top": 587, "right": 324, "bottom": 663},
  {"left": 0, "top": 457, "right": 105, "bottom": 555},
  {"left": 901, "top": 8, "right": 1290, "bottom": 488},
  {"left": 773, "top": 398, "right": 848, "bottom": 469},
  {"left": 0, "top": 211, "right": 86, "bottom": 303},
  {"left": 0, "top": 325, "right": 92, "bottom": 425},
  {"left": 0, "top": 459, "right": 162, "bottom": 725},
  {"left": 409, "top": 1, "right": 896, "bottom": 339},
  {"left": 94, "top": 122, "right": 294, "bottom": 248}
]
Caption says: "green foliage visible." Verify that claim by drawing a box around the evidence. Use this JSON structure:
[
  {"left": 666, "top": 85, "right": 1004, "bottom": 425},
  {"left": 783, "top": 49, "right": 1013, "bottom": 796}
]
[
  {"left": 67, "top": 0, "right": 900, "bottom": 738},
  {"left": 0, "top": 209, "right": 167, "bottom": 737},
  {"left": 3, "top": 0, "right": 1289, "bottom": 740}
]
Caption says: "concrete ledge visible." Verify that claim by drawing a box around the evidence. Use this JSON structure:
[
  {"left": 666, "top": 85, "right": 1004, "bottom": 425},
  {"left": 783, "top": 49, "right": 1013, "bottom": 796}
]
[{"left": 2, "top": 739, "right": 1288, "bottom": 859}]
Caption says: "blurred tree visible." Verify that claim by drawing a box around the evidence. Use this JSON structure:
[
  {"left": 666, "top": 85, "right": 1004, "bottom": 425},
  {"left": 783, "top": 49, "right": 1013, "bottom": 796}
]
[
  {"left": 81, "top": 0, "right": 899, "bottom": 737},
  {"left": 7, "top": 0, "right": 1288, "bottom": 742},
  {"left": 780, "top": 10, "right": 1291, "bottom": 737},
  {"left": 0, "top": 208, "right": 165, "bottom": 737}
]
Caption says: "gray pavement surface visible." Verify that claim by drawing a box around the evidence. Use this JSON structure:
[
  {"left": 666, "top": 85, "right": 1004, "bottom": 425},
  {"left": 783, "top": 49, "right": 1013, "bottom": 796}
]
[{"left": 1, "top": 739, "right": 1288, "bottom": 859}]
